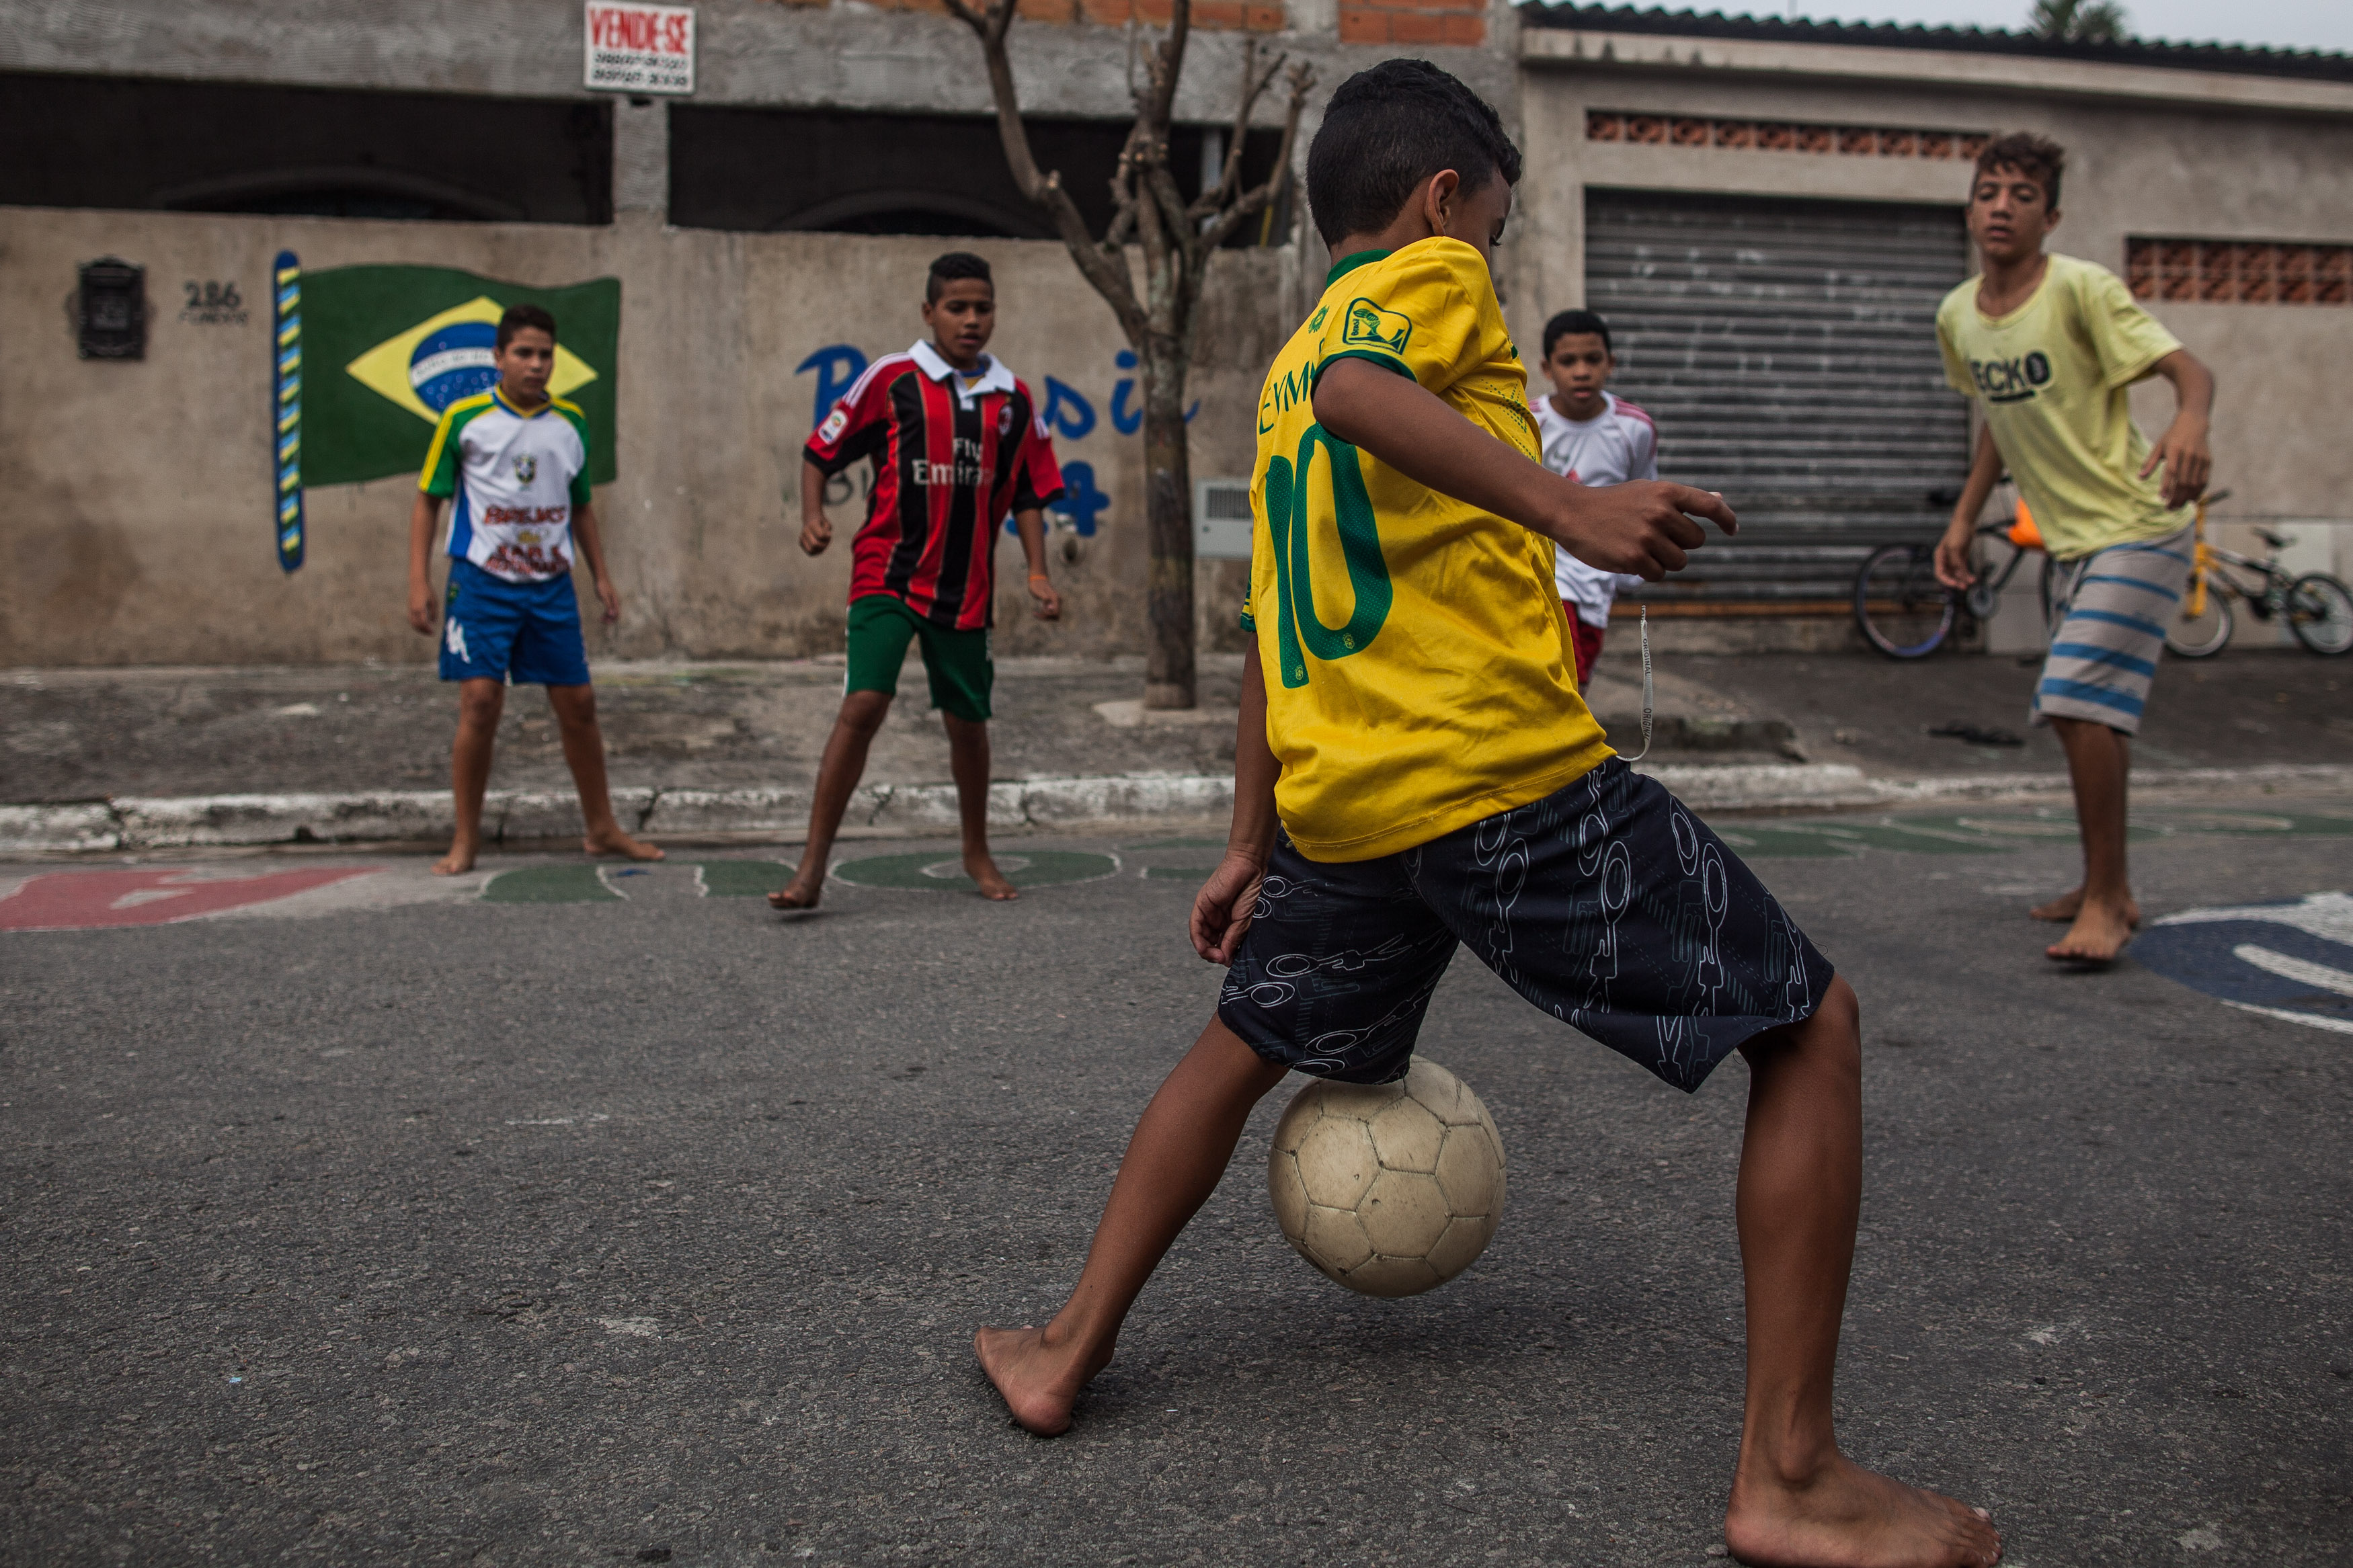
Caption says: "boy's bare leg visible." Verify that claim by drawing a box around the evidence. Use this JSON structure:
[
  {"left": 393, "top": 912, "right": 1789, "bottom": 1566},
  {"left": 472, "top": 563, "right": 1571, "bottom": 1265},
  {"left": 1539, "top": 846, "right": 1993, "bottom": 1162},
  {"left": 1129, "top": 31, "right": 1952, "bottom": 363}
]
[
  {"left": 943, "top": 713, "right": 1016, "bottom": 901},
  {"left": 548, "top": 684, "right": 663, "bottom": 862},
  {"left": 769, "top": 690, "right": 893, "bottom": 909},
  {"left": 2038, "top": 716, "right": 2137, "bottom": 960},
  {"left": 1723, "top": 979, "right": 2001, "bottom": 1568},
  {"left": 435, "top": 677, "right": 505, "bottom": 876},
  {"left": 975, "top": 1018, "right": 1287, "bottom": 1435}
]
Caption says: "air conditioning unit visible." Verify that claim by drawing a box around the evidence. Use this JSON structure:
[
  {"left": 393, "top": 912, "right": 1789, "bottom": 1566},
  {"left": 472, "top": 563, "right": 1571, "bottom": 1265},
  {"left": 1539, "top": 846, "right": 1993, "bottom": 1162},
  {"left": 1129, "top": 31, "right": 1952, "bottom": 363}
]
[{"left": 1194, "top": 478, "right": 1254, "bottom": 561}]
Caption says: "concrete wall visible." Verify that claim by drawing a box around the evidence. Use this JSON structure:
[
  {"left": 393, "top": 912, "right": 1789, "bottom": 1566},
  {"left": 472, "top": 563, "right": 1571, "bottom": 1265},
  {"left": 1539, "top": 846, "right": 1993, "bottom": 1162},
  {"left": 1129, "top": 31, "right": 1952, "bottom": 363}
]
[
  {"left": 0, "top": 206, "right": 1293, "bottom": 667},
  {"left": 1511, "top": 48, "right": 2353, "bottom": 567},
  {"left": 2, "top": 0, "right": 1517, "bottom": 124}
]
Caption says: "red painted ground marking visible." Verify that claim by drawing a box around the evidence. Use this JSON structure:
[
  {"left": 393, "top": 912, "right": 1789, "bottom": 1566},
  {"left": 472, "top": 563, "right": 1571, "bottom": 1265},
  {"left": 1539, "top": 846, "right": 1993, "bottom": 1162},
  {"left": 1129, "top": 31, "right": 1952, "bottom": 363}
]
[{"left": 0, "top": 868, "right": 380, "bottom": 932}]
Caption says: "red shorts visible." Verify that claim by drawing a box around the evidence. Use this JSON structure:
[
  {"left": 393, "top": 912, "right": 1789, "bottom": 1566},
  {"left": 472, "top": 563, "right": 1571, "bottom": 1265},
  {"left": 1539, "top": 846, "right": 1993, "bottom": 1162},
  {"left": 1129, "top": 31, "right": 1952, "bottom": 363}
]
[{"left": 1564, "top": 607, "right": 1605, "bottom": 689}]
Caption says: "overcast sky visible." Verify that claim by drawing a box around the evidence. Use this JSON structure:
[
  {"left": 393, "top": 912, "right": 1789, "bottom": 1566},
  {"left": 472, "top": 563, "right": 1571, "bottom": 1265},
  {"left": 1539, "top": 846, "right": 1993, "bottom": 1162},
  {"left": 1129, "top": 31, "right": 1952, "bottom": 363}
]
[{"left": 1733, "top": 0, "right": 2353, "bottom": 52}]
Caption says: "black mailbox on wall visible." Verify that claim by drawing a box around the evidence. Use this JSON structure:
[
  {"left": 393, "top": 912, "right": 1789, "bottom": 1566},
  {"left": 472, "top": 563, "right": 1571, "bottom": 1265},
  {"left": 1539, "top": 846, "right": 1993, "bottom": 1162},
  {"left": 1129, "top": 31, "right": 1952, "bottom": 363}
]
[{"left": 77, "top": 257, "right": 147, "bottom": 360}]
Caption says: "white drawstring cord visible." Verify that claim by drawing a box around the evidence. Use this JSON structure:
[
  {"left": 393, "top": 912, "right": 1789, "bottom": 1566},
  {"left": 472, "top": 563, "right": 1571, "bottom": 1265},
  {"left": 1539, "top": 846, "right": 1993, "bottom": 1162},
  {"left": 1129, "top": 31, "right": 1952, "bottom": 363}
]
[{"left": 1620, "top": 606, "right": 1654, "bottom": 763}]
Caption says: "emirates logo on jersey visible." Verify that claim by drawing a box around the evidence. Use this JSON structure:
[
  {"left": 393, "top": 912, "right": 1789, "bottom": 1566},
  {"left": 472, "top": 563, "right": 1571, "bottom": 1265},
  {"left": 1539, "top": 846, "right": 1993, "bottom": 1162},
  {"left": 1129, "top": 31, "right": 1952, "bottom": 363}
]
[{"left": 513, "top": 453, "right": 537, "bottom": 484}]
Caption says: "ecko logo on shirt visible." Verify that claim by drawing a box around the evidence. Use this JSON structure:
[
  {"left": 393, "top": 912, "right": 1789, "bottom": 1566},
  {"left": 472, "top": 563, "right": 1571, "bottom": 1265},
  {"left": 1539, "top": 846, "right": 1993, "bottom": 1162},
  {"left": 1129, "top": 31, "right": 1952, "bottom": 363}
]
[{"left": 1970, "top": 352, "right": 2053, "bottom": 405}]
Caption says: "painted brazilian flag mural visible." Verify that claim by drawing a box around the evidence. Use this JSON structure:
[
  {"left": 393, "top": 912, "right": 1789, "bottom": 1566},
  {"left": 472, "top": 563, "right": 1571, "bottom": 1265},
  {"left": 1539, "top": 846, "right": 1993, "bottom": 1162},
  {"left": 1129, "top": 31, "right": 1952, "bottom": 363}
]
[{"left": 301, "top": 266, "right": 621, "bottom": 487}]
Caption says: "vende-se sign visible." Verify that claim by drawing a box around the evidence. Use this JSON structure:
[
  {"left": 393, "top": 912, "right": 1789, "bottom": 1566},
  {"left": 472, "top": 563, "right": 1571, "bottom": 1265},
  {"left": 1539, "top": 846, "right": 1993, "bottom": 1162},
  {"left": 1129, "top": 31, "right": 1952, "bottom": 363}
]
[{"left": 586, "top": 2, "right": 694, "bottom": 95}]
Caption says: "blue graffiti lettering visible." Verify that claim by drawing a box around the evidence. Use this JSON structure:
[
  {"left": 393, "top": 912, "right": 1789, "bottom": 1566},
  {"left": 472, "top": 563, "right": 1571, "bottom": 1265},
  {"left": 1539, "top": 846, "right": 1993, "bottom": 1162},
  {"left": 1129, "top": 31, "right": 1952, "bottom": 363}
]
[
  {"left": 795, "top": 344, "right": 869, "bottom": 430},
  {"left": 1007, "top": 460, "right": 1111, "bottom": 537},
  {"left": 1112, "top": 349, "right": 1199, "bottom": 436},
  {"left": 1051, "top": 461, "right": 1110, "bottom": 536},
  {"left": 1041, "top": 377, "right": 1096, "bottom": 441}
]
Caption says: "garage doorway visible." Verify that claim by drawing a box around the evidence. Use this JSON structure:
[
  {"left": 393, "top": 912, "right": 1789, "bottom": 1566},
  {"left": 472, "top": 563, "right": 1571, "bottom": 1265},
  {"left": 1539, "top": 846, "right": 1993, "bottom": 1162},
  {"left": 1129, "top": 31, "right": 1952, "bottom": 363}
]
[{"left": 1582, "top": 189, "right": 1971, "bottom": 612}]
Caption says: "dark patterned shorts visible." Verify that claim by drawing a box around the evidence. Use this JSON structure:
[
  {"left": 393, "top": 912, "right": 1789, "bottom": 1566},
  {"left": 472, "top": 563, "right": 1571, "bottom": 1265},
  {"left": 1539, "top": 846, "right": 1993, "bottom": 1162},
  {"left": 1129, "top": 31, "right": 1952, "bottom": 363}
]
[{"left": 1217, "top": 760, "right": 1835, "bottom": 1092}]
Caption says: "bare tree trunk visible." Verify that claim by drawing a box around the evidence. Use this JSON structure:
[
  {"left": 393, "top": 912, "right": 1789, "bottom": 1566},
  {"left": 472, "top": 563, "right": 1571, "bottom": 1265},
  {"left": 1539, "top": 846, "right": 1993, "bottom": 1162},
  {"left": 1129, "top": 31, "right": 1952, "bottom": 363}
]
[
  {"left": 1140, "top": 347, "right": 1194, "bottom": 708},
  {"left": 940, "top": 0, "right": 1310, "bottom": 710}
]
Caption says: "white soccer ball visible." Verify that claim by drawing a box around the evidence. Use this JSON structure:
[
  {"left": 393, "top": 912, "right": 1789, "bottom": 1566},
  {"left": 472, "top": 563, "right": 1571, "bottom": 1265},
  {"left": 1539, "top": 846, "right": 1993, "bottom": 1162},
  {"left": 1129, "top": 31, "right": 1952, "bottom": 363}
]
[{"left": 1266, "top": 1057, "right": 1507, "bottom": 1298}]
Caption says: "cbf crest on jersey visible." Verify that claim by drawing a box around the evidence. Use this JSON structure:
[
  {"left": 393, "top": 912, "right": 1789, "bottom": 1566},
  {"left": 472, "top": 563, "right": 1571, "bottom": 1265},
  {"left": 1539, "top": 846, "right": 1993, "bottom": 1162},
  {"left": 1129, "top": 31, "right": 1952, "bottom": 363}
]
[{"left": 295, "top": 265, "right": 620, "bottom": 487}]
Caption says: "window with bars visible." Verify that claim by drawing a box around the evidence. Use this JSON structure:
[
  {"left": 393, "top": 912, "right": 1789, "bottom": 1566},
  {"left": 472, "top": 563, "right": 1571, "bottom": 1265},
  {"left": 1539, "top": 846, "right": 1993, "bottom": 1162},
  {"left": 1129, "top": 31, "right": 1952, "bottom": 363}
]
[{"left": 2125, "top": 238, "right": 2353, "bottom": 305}]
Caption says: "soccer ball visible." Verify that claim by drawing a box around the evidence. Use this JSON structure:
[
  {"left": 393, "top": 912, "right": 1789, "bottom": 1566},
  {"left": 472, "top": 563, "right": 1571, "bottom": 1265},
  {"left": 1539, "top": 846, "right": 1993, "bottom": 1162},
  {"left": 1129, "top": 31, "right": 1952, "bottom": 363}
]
[{"left": 1266, "top": 1058, "right": 1507, "bottom": 1298}]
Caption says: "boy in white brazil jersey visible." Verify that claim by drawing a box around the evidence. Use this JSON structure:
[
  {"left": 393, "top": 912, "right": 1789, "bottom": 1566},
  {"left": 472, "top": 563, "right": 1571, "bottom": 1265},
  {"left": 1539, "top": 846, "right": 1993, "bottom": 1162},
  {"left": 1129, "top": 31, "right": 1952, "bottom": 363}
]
[
  {"left": 405, "top": 303, "right": 661, "bottom": 876},
  {"left": 1534, "top": 308, "right": 1652, "bottom": 687}
]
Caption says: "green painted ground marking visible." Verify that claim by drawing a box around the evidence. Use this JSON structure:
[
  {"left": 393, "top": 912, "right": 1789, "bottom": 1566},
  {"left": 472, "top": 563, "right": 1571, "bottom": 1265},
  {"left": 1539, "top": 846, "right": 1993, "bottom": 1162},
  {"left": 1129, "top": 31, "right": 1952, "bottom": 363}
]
[
  {"left": 832, "top": 850, "right": 1119, "bottom": 891},
  {"left": 1143, "top": 866, "right": 1222, "bottom": 880},
  {"left": 481, "top": 864, "right": 623, "bottom": 904},
  {"left": 2137, "top": 810, "right": 2353, "bottom": 837},
  {"left": 692, "top": 860, "right": 794, "bottom": 898},
  {"left": 1714, "top": 828, "right": 1862, "bottom": 859}
]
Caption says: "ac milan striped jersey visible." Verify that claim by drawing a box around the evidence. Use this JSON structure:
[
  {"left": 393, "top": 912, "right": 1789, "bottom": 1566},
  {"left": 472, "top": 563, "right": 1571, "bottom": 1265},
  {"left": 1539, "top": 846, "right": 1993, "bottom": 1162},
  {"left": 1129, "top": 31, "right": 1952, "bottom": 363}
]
[{"left": 805, "top": 341, "right": 1065, "bottom": 631}]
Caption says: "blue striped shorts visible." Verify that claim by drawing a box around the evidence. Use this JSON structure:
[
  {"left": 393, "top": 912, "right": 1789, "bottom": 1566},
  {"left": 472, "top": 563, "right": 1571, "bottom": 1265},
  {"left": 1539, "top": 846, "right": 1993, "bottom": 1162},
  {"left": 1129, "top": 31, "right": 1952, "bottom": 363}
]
[{"left": 2034, "top": 522, "right": 2194, "bottom": 735}]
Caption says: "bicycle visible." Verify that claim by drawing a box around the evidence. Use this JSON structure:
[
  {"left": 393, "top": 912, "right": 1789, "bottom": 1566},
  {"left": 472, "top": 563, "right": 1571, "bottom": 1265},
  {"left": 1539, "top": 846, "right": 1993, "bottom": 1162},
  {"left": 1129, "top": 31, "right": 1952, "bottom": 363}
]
[
  {"left": 1855, "top": 499, "right": 2052, "bottom": 659},
  {"left": 2165, "top": 491, "right": 2353, "bottom": 657}
]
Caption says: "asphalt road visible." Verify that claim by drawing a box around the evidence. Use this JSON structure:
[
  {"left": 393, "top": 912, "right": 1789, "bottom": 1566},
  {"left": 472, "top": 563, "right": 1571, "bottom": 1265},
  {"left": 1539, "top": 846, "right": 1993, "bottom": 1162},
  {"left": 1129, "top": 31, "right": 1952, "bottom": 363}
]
[{"left": 3, "top": 802, "right": 2348, "bottom": 1566}]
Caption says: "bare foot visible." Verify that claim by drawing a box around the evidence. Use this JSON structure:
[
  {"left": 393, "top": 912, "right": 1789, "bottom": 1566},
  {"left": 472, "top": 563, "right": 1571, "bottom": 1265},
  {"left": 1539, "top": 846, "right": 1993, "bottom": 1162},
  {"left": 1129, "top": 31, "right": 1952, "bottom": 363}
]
[
  {"left": 767, "top": 874, "right": 822, "bottom": 911},
  {"left": 2030, "top": 886, "right": 2141, "bottom": 927},
  {"left": 967, "top": 852, "right": 1019, "bottom": 901},
  {"left": 432, "top": 839, "right": 479, "bottom": 877},
  {"left": 2047, "top": 898, "right": 2135, "bottom": 964},
  {"left": 973, "top": 1325, "right": 1112, "bottom": 1437},
  {"left": 584, "top": 828, "right": 664, "bottom": 862},
  {"left": 1726, "top": 1454, "right": 2001, "bottom": 1567}
]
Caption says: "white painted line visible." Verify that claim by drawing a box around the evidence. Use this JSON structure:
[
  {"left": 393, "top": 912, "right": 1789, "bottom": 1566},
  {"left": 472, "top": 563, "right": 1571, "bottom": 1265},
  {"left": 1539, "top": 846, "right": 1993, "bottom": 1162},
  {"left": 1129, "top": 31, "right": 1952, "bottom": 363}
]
[
  {"left": 2219, "top": 999, "right": 2353, "bottom": 1036},
  {"left": 2231, "top": 943, "right": 2353, "bottom": 999}
]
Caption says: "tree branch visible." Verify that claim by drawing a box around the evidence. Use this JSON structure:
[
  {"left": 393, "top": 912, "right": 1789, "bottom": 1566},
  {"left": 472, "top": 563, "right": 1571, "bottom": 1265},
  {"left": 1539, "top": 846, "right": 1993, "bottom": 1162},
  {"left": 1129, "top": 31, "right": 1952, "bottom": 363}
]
[
  {"left": 1199, "top": 60, "right": 1314, "bottom": 253},
  {"left": 946, "top": 0, "right": 1148, "bottom": 341}
]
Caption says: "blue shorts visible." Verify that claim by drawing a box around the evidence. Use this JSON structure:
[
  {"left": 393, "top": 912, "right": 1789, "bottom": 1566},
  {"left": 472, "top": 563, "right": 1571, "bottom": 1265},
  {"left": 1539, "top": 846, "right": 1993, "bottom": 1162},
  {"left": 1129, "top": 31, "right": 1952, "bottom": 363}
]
[
  {"left": 438, "top": 559, "right": 591, "bottom": 688},
  {"left": 1218, "top": 760, "right": 1835, "bottom": 1092}
]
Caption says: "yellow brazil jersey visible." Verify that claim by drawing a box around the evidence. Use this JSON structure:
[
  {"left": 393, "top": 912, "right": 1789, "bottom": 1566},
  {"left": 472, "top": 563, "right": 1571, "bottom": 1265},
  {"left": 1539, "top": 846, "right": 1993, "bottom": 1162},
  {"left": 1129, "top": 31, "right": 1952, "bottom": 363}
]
[
  {"left": 1936, "top": 253, "right": 2186, "bottom": 561},
  {"left": 1243, "top": 237, "right": 1613, "bottom": 864}
]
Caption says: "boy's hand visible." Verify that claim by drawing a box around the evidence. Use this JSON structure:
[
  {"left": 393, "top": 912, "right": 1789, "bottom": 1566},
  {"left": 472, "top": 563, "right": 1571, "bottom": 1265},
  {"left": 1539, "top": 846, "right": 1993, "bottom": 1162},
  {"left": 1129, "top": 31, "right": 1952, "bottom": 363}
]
[
  {"left": 799, "top": 513, "right": 833, "bottom": 556},
  {"left": 407, "top": 584, "right": 437, "bottom": 636},
  {"left": 1027, "top": 574, "right": 1062, "bottom": 620},
  {"left": 2140, "top": 413, "right": 2211, "bottom": 509},
  {"left": 1932, "top": 517, "right": 1979, "bottom": 591},
  {"left": 1190, "top": 850, "right": 1268, "bottom": 966},
  {"left": 596, "top": 577, "right": 623, "bottom": 625},
  {"left": 1542, "top": 481, "right": 1737, "bottom": 579}
]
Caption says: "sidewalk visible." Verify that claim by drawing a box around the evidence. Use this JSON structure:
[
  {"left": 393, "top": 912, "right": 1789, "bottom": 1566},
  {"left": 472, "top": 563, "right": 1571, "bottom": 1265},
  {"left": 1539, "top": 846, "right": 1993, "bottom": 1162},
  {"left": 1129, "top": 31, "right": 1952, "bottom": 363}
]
[{"left": 3, "top": 647, "right": 2348, "bottom": 853}]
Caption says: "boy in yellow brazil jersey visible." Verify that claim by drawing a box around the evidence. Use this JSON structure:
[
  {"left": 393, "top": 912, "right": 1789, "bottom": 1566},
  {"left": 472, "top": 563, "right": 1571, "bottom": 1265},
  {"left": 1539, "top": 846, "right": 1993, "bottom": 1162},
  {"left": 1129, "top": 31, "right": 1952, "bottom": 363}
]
[{"left": 976, "top": 60, "right": 2001, "bottom": 1568}]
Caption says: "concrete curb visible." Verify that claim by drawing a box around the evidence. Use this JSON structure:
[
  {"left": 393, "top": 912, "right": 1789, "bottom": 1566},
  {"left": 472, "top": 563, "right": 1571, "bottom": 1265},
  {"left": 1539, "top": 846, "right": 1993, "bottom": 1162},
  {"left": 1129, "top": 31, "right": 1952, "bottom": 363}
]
[{"left": 3, "top": 762, "right": 2346, "bottom": 854}]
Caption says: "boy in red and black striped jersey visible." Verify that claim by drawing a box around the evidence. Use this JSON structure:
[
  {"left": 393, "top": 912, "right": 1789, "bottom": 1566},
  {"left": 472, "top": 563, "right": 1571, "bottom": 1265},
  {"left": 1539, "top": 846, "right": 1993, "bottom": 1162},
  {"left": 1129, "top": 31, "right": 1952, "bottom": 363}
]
[{"left": 770, "top": 252, "right": 1065, "bottom": 909}]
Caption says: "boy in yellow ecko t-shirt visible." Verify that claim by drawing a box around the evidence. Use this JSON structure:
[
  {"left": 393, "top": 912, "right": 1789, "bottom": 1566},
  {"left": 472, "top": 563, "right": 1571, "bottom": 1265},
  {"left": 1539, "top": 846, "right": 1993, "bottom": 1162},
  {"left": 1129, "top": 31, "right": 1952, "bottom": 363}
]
[
  {"left": 978, "top": 59, "right": 2002, "bottom": 1568},
  {"left": 1931, "top": 132, "right": 2215, "bottom": 968}
]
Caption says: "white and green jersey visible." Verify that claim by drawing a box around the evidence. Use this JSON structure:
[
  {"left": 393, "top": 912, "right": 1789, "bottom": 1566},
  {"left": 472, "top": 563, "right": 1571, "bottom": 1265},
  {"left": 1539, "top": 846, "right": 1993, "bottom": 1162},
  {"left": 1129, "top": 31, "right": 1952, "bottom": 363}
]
[{"left": 420, "top": 388, "right": 593, "bottom": 583}]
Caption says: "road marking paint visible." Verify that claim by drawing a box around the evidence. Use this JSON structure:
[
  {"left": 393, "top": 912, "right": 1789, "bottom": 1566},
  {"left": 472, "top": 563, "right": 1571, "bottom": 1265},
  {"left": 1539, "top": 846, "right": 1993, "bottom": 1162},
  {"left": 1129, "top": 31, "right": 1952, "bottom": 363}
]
[
  {"left": 0, "top": 867, "right": 378, "bottom": 932},
  {"left": 2233, "top": 942, "right": 2353, "bottom": 998}
]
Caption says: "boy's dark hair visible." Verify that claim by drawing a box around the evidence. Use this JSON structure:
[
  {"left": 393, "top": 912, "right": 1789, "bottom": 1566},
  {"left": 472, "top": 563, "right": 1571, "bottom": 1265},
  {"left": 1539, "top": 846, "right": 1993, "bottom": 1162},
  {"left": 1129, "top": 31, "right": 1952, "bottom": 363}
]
[
  {"left": 1542, "top": 309, "right": 1612, "bottom": 360},
  {"left": 495, "top": 302, "right": 557, "bottom": 352},
  {"left": 927, "top": 251, "right": 994, "bottom": 303},
  {"left": 1973, "top": 131, "right": 2065, "bottom": 210},
  {"left": 1306, "top": 59, "right": 1523, "bottom": 249}
]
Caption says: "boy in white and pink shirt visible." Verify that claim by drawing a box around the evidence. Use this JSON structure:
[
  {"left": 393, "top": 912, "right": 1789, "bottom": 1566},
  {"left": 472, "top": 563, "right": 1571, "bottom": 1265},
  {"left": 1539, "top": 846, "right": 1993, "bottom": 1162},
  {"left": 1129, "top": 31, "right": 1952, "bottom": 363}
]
[{"left": 1533, "top": 308, "right": 1654, "bottom": 688}]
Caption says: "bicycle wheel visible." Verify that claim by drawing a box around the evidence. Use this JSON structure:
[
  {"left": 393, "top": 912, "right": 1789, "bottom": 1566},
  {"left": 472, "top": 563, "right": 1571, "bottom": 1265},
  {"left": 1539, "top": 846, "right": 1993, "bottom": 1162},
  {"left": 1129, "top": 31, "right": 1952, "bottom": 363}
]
[
  {"left": 2287, "top": 573, "right": 2353, "bottom": 655},
  {"left": 1856, "top": 544, "right": 1954, "bottom": 658},
  {"left": 2166, "top": 589, "right": 2233, "bottom": 658}
]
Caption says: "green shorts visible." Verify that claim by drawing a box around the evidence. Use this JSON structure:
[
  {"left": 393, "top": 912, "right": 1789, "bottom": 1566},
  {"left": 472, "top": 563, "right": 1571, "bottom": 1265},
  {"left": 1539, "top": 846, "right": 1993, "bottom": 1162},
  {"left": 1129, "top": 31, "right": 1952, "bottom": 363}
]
[{"left": 844, "top": 593, "right": 992, "bottom": 723}]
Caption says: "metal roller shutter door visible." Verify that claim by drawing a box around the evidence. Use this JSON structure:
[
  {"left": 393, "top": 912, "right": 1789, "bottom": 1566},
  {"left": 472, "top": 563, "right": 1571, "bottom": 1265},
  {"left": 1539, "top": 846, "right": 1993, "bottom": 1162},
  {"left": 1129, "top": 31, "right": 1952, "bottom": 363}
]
[{"left": 1583, "top": 190, "right": 1971, "bottom": 611}]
